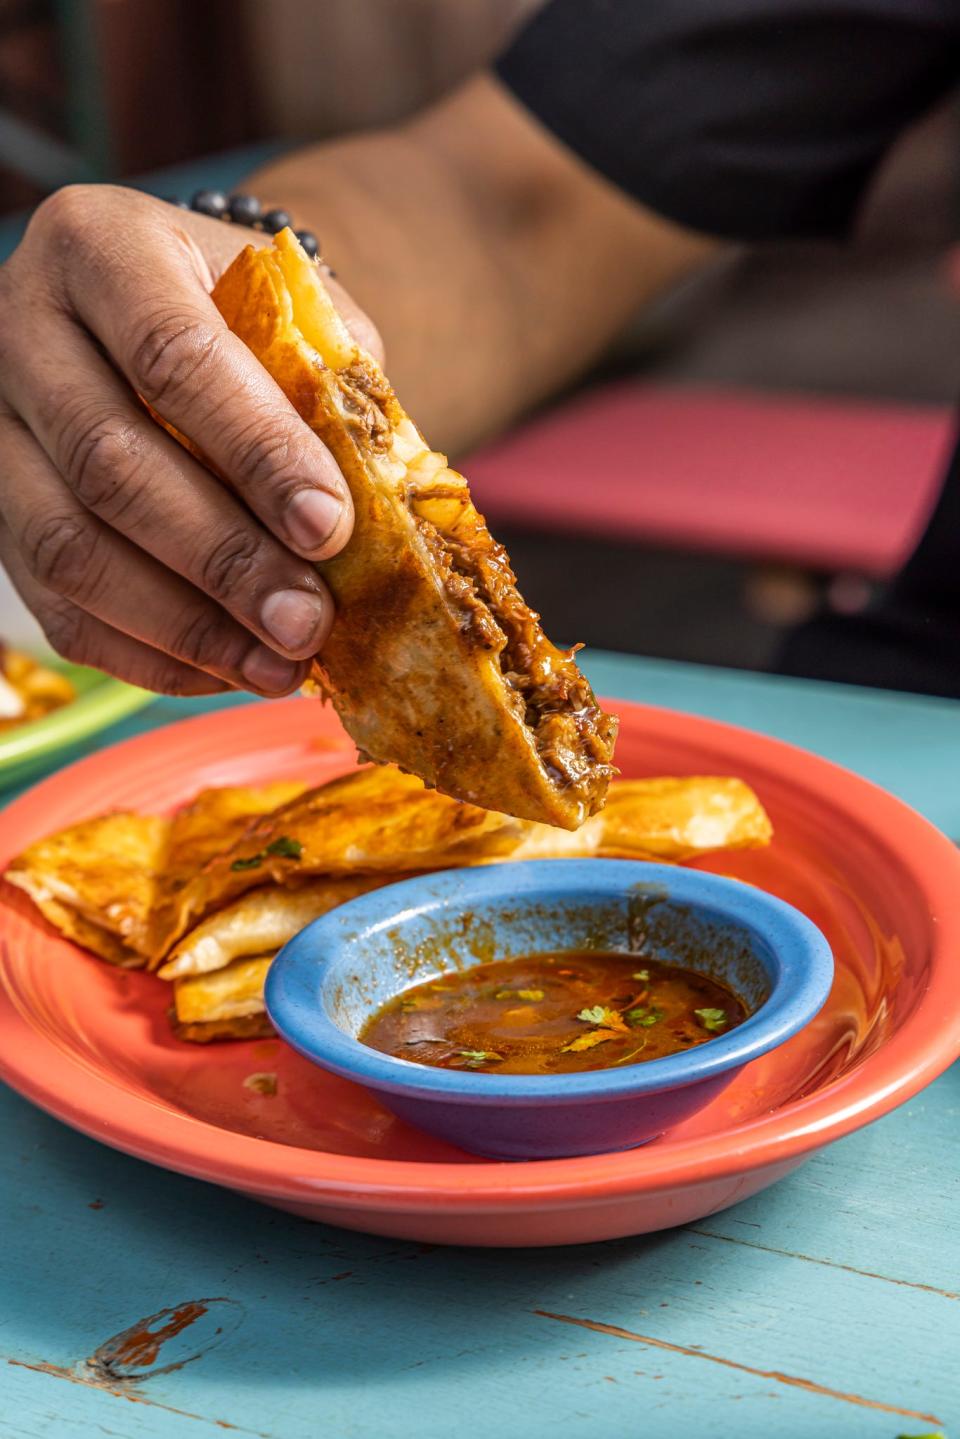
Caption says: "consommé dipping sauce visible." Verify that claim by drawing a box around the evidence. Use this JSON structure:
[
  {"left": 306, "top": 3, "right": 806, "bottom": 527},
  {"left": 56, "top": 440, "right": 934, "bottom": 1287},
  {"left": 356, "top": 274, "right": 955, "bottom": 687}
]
[{"left": 360, "top": 951, "right": 749, "bottom": 1075}]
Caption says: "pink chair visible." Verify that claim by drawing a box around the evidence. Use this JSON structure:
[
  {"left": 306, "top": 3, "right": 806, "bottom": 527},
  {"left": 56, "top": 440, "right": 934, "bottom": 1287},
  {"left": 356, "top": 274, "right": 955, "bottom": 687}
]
[{"left": 464, "top": 382, "right": 954, "bottom": 579}]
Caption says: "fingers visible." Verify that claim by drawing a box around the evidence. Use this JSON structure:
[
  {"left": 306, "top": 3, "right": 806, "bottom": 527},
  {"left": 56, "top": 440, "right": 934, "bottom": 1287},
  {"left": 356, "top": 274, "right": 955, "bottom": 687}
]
[
  {"left": 0, "top": 311, "right": 335, "bottom": 661},
  {"left": 32, "top": 186, "right": 354, "bottom": 562},
  {"left": 0, "top": 411, "right": 311, "bottom": 697},
  {"left": 0, "top": 521, "right": 231, "bottom": 698}
]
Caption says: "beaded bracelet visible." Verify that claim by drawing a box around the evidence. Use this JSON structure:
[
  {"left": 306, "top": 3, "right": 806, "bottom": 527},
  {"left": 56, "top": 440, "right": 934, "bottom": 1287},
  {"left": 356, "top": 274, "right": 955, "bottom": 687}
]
[{"left": 164, "top": 189, "right": 334, "bottom": 275}]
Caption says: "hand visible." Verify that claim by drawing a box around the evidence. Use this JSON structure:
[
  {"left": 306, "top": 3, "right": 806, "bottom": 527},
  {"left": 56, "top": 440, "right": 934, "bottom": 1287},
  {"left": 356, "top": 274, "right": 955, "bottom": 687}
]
[{"left": 0, "top": 184, "right": 381, "bottom": 697}]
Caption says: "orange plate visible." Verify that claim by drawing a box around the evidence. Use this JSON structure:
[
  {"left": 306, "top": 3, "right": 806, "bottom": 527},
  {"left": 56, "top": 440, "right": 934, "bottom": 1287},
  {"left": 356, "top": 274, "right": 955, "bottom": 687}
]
[{"left": 0, "top": 697, "right": 958, "bottom": 1247}]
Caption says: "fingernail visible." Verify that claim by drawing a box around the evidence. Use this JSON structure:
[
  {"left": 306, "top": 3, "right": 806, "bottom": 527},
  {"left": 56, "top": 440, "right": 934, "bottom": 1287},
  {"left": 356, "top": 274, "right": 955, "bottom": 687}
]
[
  {"left": 261, "top": 588, "right": 327, "bottom": 653},
  {"left": 286, "top": 487, "right": 342, "bottom": 553},
  {"left": 241, "top": 645, "right": 302, "bottom": 693}
]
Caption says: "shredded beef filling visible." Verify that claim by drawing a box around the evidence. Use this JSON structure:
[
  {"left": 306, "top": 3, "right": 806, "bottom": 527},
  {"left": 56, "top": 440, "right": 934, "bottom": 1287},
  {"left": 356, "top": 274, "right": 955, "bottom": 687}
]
[
  {"left": 331, "top": 354, "right": 615, "bottom": 802},
  {"left": 337, "top": 361, "right": 392, "bottom": 451},
  {"left": 415, "top": 511, "right": 616, "bottom": 798}
]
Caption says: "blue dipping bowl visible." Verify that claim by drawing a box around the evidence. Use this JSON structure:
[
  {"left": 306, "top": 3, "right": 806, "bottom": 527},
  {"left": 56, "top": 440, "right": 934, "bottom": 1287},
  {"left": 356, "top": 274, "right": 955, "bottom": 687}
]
[{"left": 265, "top": 861, "right": 833, "bottom": 1160}]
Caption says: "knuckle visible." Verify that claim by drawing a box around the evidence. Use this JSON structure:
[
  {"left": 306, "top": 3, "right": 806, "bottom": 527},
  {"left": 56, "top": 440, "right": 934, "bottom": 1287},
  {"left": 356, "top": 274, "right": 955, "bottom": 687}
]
[
  {"left": 199, "top": 526, "right": 268, "bottom": 605},
  {"left": 30, "top": 184, "right": 97, "bottom": 237},
  {"left": 26, "top": 185, "right": 104, "bottom": 269},
  {"left": 36, "top": 598, "right": 86, "bottom": 664},
  {"left": 21, "top": 510, "right": 104, "bottom": 600},
  {"left": 130, "top": 308, "right": 222, "bottom": 410},
  {"left": 28, "top": 182, "right": 143, "bottom": 251},
  {"left": 225, "top": 417, "right": 307, "bottom": 502},
  {"left": 38, "top": 602, "right": 213, "bottom": 697},
  {"left": 170, "top": 607, "right": 242, "bottom": 673},
  {"left": 56, "top": 406, "right": 146, "bottom": 518},
  {"left": 146, "top": 662, "right": 215, "bottom": 699}
]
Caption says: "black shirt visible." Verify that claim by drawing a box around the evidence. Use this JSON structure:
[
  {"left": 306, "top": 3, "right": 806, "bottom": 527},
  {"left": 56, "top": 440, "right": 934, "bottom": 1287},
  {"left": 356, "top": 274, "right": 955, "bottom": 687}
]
[
  {"left": 497, "top": 1, "right": 960, "bottom": 696},
  {"left": 496, "top": 0, "right": 960, "bottom": 242}
]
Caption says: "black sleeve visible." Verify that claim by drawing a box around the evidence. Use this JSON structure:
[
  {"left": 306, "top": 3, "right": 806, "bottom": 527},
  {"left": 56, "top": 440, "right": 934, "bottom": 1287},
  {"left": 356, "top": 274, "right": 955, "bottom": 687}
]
[{"left": 495, "top": 0, "right": 960, "bottom": 241}]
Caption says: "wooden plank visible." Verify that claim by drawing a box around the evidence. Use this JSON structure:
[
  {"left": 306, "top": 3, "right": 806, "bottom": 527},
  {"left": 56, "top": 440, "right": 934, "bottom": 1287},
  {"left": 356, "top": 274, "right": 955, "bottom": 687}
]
[
  {"left": 0, "top": 1077, "right": 956, "bottom": 1438},
  {"left": 692, "top": 1064, "right": 960, "bottom": 1298}
]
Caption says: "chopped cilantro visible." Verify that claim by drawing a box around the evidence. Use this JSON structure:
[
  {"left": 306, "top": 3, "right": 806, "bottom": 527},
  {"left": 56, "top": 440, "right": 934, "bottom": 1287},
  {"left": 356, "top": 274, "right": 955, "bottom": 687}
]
[
  {"left": 455, "top": 1049, "right": 503, "bottom": 1068},
  {"left": 695, "top": 1007, "right": 727, "bottom": 1032},
  {"left": 627, "top": 1006, "right": 665, "bottom": 1028},
  {"left": 230, "top": 853, "right": 264, "bottom": 872},
  {"left": 562, "top": 1030, "right": 616, "bottom": 1053},
  {"left": 230, "top": 835, "right": 301, "bottom": 871},
  {"left": 632, "top": 970, "right": 650, "bottom": 981},
  {"left": 577, "top": 1005, "right": 610, "bottom": 1025},
  {"left": 576, "top": 1005, "right": 628, "bottom": 1033},
  {"left": 517, "top": 989, "right": 544, "bottom": 1001}
]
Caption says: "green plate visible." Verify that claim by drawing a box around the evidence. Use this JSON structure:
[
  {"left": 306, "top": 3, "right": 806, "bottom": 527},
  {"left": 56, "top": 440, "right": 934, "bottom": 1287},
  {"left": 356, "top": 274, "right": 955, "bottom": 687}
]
[{"left": 0, "top": 664, "right": 154, "bottom": 791}]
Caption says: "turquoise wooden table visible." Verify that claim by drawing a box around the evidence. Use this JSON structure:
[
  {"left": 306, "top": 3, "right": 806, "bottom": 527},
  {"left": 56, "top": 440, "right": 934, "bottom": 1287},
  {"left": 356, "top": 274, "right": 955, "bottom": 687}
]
[{"left": 1, "top": 653, "right": 957, "bottom": 1439}]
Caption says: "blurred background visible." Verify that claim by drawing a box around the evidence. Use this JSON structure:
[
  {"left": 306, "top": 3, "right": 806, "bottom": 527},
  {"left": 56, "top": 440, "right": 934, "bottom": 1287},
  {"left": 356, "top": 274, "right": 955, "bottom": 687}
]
[{"left": 2, "top": 0, "right": 959, "bottom": 690}]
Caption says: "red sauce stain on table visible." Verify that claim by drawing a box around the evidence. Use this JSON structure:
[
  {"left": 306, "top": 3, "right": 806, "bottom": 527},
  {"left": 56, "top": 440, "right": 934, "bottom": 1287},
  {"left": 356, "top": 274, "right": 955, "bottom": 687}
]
[{"left": 93, "top": 1302, "right": 208, "bottom": 1374}]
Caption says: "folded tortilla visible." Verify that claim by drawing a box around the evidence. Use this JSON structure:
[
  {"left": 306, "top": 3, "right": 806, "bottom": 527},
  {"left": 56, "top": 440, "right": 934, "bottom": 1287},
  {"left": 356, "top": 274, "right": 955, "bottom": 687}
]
[
  {"left": 6, "top": 767, "right": 773, "bottom": 981},
  {"left": 5, "top": 812, "right": 169, "bottom": 966},
  {"left": 471, "top": 777, "right": 774, "bottom": 864},
  {"left": 4, "top": 782, "right": 308, "bottom": 967},
  {"left": 171, "top": 1015, "right": 275, "bottom": 1043},
  {"left": 161, "top": 766, "right": 514, "bottom": 948},
  {"left": 145, "top": 780, "right": 307, "bottom": 963},
  {"left": 164, "top": 770, "right": 772, "bottom": 965},
  {"left": 171, "top": 955, "right": 275, "bottom": 1042},
  {"left": 210, "top": 229, "right": 617, "bottom": 828},
  {"left": 173, "top": 953, "right": 273, "bottom": 1024},
  {"left": 158, "top": 874, "right": 396, "bottom": 979}
]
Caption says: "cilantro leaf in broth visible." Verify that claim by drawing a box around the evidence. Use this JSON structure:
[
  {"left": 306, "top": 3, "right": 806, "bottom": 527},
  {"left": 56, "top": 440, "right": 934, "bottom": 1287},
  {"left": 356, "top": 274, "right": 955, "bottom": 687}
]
[
  {"left": 562, "top": 1030, "right": 617, "bottom": 1053},
  {"left": 695, "top": 1007, "right": 727, "bottom": 1032},
  {"left": 455, "top": 1049, "right": 503, "bottom": 1069},
  {"left": 627, "top": 1006, "right": 665, "bottom": 1028},
  {"left": 577, "top": 1005, "right": 610, "bottom": 1026}
]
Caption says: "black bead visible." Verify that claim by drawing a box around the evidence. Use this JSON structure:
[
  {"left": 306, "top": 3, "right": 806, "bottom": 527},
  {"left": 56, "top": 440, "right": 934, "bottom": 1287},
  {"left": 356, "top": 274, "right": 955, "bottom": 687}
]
[
  {"left": 228, "top": 193, "right": 262, "bottom": 227},
  {"left": 294, "top": 228, "right": 319, "bottom": 258},
  {"left": 162, "top": 195, "right": 190, "bottom": 209},
  {"left": 262, "top": 207, "right": 293, "bottom": 234},
  {"left": 191, "top": 188, "right": 228, "bottom": 218}
]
